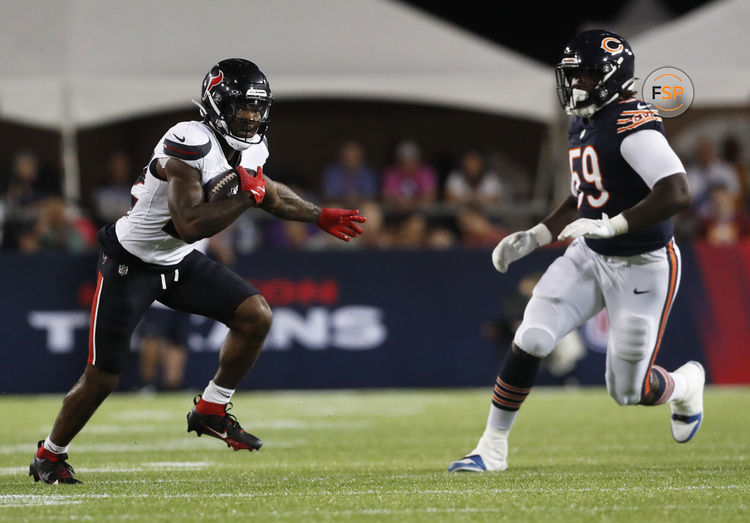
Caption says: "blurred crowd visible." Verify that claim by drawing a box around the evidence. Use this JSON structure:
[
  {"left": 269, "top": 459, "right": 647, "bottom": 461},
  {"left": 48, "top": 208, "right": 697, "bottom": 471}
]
[
  {"left": 676, "top": 135, "right": 750, "bottom": 244},
  {"left": 2, "top": 133, "right": 750, "bottom": 258}
]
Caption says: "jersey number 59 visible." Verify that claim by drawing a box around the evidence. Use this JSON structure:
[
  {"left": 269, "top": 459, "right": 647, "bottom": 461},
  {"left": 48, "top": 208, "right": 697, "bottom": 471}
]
[{"left": 569, "top": 146, "right": 609, "bottom": 209}]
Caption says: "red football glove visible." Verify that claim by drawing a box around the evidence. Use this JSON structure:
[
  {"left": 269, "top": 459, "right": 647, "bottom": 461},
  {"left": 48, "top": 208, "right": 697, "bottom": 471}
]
[
  {"left": 236, "top": 165, "right": 266, "bottom": 205},
  {"left": 316, "top": 208, "right": 366, "bottom": 242}
]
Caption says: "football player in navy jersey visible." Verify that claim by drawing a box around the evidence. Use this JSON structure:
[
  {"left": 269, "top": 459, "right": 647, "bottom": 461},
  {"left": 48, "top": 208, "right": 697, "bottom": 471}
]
[
  {"left": 449, "top": 30, "right": 705, "bottom": 472},
  {"left": 29, "top": 59, "right": 366, "bottom": 484}
]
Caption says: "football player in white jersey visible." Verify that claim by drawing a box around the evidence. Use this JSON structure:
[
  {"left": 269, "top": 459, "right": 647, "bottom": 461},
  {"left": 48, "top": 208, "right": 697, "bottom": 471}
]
[
  {"left": 449, "top": 30, "right": 705, "bottom": 473},
  {"left": 30, "top": 59, "right": 366, "bottom": 484}
]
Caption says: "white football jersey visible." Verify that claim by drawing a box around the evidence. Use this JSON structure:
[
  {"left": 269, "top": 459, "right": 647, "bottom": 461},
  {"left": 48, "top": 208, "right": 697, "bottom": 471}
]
[{"left": 115, "top": 120, "right": 269, "bottom": 265}]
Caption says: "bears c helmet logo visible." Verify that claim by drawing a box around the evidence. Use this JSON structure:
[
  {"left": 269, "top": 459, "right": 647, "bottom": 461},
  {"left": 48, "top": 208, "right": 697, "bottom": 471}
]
[
  {"left": 601, "top": 37, "right": 624, "bottom": 55},
  {"left": 556, "top": 29, "right": 635, "bottom": 117}
]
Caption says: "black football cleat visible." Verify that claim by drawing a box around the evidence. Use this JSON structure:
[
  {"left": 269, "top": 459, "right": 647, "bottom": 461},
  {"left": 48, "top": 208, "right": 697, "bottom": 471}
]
[
  {"left": 29, "top": 441, "right": 82, "bottom": 484},
  {"left": 187, "top": 395, "right": 263, "bottom": 451}
]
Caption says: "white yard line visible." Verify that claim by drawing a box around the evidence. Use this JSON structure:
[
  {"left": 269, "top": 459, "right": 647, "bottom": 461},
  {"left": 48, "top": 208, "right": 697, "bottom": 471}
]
[
  {"left": 0, "top": 437, "right": 306, "bottom": 456},
  {"left": 0, "top": 461, "right": 214, "bottom": 476},
  {"left": 0, "top": 493, "right": 255, "bottom": 508},
  {"left": 18, "top": 419, "right": 367, "bottom": 439},
  {"left": 0, "top": 484, "right": 743, "bottom": 500}
]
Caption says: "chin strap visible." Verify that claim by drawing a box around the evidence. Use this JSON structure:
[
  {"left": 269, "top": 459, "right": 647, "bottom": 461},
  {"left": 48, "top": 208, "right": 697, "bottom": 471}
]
[
  {"left": 567, "top": 91, "right": 622, "bottom": 117},
  {"left": 191, "top": 99, "right": 208, "bottom": 118},
  {"left": 193, "top": 99, "right": 263, "bottom": 151}
]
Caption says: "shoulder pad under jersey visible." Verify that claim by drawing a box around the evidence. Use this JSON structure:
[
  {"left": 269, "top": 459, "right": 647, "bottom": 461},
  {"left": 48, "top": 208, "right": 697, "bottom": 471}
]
[
  {"left": 615, "top": 99, "right": 664, "bottom": 137},
  {"left": 163, "top": 121, "right": 213, "bottom": 161}
]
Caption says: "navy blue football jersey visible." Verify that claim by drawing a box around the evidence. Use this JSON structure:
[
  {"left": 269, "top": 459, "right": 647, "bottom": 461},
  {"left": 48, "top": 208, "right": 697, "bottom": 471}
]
[{"left": 568, "top": 98, "right": 673, "bottom": 256}]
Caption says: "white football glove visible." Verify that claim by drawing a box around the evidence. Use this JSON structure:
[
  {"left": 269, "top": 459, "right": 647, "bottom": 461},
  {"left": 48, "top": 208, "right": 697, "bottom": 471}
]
[
  {"left": 558, "top": 213, "right": 628, "bottom": 241},
  {"left": 492, "top": 223, "right": 551, "bottom": 273}
]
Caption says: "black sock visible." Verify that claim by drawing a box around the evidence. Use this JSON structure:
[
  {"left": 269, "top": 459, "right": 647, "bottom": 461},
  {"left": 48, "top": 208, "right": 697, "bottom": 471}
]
[{"left": 491, "top": 347, "right": 541, "bottom": 412}]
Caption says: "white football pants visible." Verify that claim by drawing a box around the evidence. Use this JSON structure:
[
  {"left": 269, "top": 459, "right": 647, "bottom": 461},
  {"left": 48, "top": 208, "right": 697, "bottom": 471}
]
[{"left": 513, "top": 237, "right": 681, "bottom": 405}]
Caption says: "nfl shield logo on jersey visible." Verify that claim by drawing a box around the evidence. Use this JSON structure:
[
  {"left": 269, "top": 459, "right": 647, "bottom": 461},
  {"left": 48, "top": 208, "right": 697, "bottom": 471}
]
[{"left": 118, "top": 264, "right": 129, "bottom": 276}]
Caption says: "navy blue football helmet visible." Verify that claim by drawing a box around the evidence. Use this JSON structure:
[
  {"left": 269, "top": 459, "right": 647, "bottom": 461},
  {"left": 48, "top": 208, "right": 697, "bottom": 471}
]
[
  {"left": 194, "top": 58, "right": 273, "bottom": 150},
  {"left": 555, "top": 30, "right": 635, "bottom": 117}
]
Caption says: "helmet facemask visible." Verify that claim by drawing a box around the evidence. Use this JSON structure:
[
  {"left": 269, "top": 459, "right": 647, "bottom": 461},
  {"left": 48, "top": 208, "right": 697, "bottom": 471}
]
[
  {"left": 206, "top": 91, "right": 272, "bottom": 151},
  {"left": 556, "top": 64, "right": 616, "bottom": 117}
]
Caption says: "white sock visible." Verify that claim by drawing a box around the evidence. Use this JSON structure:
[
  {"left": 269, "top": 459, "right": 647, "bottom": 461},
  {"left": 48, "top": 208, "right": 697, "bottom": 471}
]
[
  {"left": 44, "top": 436, "right": 69, "bottom": 455},
  {"left": 472, "top": 427, "right": 509, "bottom": 457},
  {"left": 669, "top": 371, "right": 688, "bottom": 403},
  {"left": 486, "top": 404, "right": 518, "bottom": 431},
  {"left": 201, "top": 380, "right": 235, "bottom": 404}
]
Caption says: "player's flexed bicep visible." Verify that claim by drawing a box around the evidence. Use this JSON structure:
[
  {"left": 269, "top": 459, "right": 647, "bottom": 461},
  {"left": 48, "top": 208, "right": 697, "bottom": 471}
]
[
  {"left": 616, "top": 130, "right": 691, "bottom": 231},
  {"left": 159, "top": 158, "right": 254, "bottom": 243}
]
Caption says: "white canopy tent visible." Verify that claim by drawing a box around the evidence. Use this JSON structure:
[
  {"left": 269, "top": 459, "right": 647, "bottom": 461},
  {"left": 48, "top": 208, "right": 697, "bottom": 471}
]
[
  {"left": 0, "top": 0, "right": 557, "bottom": 199},
  {"left": 632, "top": 0, "right": 750, "bottom": 108}
]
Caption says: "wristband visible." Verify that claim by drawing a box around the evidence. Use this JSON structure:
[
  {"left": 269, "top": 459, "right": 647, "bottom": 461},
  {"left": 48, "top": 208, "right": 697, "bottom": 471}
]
[
  {"left": 530, "top": 223, "right": 552, "bottom": 246},
  {"left": 609, "top": 213, "right": 629, "bottom": 235}
]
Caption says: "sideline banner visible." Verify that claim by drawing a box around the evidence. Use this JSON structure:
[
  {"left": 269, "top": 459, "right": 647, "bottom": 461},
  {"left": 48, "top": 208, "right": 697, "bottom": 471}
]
[{"left": 0, "top": 244, "right": 720, "bottom": 393}]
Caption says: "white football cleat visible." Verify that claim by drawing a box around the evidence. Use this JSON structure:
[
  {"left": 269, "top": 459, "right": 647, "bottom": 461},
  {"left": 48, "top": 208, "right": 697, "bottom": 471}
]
[
  {"left": 670, "top": 361, "right": 705, "bottom": 443},
  {"left": 448, "top": 428, "right": 508, "bottom": 472}
]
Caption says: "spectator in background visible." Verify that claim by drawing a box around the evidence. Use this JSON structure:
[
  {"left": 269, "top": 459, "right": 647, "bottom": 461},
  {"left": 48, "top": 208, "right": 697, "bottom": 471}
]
[
  {"left": 263, "top": 219, "right": 313, "bottom": 250},
  {"left": 91, "top": 150, "right": 134, "bottom": 226},
  {"left": 720, "top": 135, "right": 749, "bottom": 207},
  {"left": 698, "top": 183, "right": 750, "bottom": 245},
  {"left": 321, "top": 140, "right": 378, "bottom": 206},
  {"left": 358, "top": 200, "right": 391, "bottom": 248},
  {"left": 135, "top": 305, "right": 191, "bottom": 393},
  {"left": 444, "top": 150, "right": 505, "bottom": 208},
  {"left": 392, "top": 213, "right": 428, "bottom": 248},
  {"left": 1, "top": 150, "right": 48, "bottom": 249},
  {"left": 455, "top": 207, "right": 508, "bottom": 247},
  {"left": 381, "top": 140, "right": 438, "bottom": 209},
  {"left": 339, "top": 200, "right": 393, "bottom": 249},
  {"left": 686, "top": 138, "right": 740, "bottom": 217},
  {"left": 19, "top": 196, "right": 96, "bottom": 254},
  {"left": 426, "top": 226, "right": 457, "bottom": 249}
]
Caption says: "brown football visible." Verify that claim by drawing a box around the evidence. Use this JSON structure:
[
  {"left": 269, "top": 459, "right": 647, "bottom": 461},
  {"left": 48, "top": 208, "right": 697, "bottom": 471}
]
[{"left": 203, "top": 169, "right": 240, "bottom": 202}]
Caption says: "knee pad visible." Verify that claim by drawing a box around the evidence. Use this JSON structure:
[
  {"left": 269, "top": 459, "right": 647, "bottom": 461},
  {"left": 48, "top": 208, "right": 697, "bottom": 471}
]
[
  {"left": 514, "top": 325, "right": 557, "bottom": 358},
  {"left": 611, "top": 315, "right": 652, "bottom": 363}
]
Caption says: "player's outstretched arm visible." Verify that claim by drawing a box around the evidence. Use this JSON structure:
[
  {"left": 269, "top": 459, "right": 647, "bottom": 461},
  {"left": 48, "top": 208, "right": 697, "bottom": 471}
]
[
  {"left": 261, "top": 176, "right": 366, "bottom": 242},
  {"left": 492, "top": 195, "right": 577, "bottom": 273},
  {"left": 260, "top": 175, "right": 321, "bottom": 222},
  {"left": 161, "top": 158, "right": 255, "bottom": 243}
]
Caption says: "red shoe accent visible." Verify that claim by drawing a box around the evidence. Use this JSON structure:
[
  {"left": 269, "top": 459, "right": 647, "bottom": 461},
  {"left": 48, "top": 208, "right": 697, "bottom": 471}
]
[
  {"left": 226, "top": 438, "right": 244, "bottom": 451},
  {"left": 195, "top": 398, "right": 227, "bottom": 416},
  {"left": 37, "top": 446, "right": 63, "bottom": 462}
]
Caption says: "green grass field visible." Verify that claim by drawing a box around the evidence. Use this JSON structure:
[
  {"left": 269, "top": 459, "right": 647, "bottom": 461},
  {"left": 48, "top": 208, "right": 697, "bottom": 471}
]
[{"left": 1, "top": 387, "right": 749, "bottom": 522}]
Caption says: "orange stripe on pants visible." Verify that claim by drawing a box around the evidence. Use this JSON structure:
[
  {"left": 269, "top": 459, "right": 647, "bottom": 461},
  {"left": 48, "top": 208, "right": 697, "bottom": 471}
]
[{"left": 642, "top": 242, "right": 678, "bottom": 396}]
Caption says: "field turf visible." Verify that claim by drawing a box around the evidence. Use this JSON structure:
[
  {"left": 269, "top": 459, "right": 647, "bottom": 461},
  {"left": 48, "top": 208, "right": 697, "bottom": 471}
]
[{"left": 1, "top": 387, "right": 748, "bottom": 521}]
